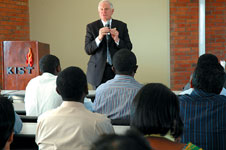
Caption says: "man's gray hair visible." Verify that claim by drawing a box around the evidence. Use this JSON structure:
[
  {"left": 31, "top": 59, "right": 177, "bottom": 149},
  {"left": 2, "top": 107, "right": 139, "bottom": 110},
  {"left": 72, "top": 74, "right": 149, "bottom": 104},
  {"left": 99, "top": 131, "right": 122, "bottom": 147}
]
[{"left": 98, "top": 0, "right": 114, "bottom": 9}]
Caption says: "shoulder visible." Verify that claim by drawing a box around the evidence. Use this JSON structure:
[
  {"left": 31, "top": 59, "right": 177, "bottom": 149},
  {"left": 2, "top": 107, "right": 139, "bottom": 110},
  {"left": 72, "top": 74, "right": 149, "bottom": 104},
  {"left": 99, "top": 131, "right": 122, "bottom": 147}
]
[
  {"left": 93, "top": 112, "right": 112, "bottom": 124},
  {"left": 112, "top": 19, "right": 127, "bottom": 25},
  {"left": 37, "top": 109, "right": 57, "bottom": 123},
  {"left": 27, "top": 76, "right": 40, "bottom": 84},
  {"left": 87, "top": 20, "right": 100, "bottom": 27},
  {"left": 25, "top": 76, "right": 41, "bottom": 90},
  {"left": 133, "top": 79, "right": 143, "bottom": 88},
  {"left": 96, "top": 80, "right": 112, "bottom": 92}
]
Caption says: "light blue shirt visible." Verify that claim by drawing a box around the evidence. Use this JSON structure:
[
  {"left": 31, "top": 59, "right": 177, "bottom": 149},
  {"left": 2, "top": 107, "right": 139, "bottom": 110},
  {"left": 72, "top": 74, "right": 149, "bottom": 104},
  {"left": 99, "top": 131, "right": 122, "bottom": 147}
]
[
  {"left": 94, "top": 75, "right": 143, "bottom": 120},
  {"left": 14, "top": 112, "right": 22, "bottom": 134},
  {"left": 84, "top": 98, "right": 93, "bottom": 112}
]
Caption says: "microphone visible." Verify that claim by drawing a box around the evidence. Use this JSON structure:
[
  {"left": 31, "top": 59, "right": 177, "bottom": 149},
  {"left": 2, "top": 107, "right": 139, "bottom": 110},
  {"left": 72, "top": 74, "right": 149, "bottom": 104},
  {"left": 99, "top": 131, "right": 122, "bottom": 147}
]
[{"left": 105, "top": 20, "right": 111, "bottom": 40}]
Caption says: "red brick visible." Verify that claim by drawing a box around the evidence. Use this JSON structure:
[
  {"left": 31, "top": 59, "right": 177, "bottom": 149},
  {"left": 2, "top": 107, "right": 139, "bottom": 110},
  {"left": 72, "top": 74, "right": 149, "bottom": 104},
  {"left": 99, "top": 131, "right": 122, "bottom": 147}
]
[
  {"left": 171, "top": 0, "right": 226, "bottom": 90},
  {"left": 0, "top": 0, "right": 29, "bottom": 89}
]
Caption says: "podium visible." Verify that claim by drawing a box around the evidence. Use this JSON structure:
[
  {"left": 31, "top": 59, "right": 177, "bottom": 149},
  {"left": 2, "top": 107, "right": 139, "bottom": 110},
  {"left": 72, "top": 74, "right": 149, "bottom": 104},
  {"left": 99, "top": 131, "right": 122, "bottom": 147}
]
[{"left": 2, "top": 41, "right": 50, "bottom": 90}]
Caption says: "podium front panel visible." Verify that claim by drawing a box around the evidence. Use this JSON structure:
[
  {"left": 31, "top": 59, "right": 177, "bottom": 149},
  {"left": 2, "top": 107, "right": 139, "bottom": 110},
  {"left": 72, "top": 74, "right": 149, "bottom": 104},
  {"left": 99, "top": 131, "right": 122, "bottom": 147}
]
[{"left": 2, "top": 41, "right": 49, "bottom": 90}]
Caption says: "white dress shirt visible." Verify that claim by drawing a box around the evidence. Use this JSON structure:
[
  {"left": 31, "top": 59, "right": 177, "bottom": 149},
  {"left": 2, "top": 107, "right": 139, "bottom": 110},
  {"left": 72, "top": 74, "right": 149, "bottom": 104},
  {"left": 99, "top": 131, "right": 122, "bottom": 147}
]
[
  {"left": 24, "top": 73, "right": 63, "bottom": 116},
  {"left": 36, "top": 101, "right": 114, "bottom": 150},
  {"left": 179, "top": 87, "right": 226, "bottom": 96}
]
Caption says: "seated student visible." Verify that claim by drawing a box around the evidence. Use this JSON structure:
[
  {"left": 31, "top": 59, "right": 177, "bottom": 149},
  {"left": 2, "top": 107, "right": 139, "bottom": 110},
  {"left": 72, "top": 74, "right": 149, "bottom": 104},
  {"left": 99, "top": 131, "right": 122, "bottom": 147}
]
[
  {"left": 131, "top": 83, "right": 202, "bottom": 150},
  {"left": 36, "top": 66, "right": 114, "bottom": 150},
  {"left": 94, "top": 49, "right": 142, "bottom": 120},
  {"left": 24, "top": 54, "right": 63, "bottom": 116},
  {"left": 181, "top": 53, "right": 226, "bottom": 95},
  {"left": 0, "top": 95, "right": 22, "bottom": 134},
  {"left": 90, "top": 129, "right": 152, "bottom": 150},
  {"left": 0, "top": 97, "right": 15, "bottom": 150},
  {"left": 179, "top": 62, "right": 226, "bottom": 149},
  {"left": 25, "top": 54, "right": 93, "bottom": 115}
]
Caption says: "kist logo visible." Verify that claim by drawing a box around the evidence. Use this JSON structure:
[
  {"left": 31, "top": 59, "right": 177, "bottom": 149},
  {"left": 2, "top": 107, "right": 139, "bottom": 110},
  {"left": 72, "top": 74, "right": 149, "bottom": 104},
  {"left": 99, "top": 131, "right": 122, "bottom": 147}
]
[
  {"left": 7, "top": 48, "right": 34, "bottom": 75},
  {"left": 26, "top": 48, "right": 33, "bottom": 67}
]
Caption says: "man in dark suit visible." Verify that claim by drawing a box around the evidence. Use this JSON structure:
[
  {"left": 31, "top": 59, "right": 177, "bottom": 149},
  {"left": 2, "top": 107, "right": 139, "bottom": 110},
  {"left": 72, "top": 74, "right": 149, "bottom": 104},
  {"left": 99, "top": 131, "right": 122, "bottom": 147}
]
[{"left": 85, "top": 0, "right": 132, "bottom": 89}]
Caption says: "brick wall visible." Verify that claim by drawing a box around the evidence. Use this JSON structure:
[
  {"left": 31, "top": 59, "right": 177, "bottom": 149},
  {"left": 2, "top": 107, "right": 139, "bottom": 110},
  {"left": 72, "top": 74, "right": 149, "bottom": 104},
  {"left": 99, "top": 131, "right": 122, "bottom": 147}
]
[
  {"left": 170, "top": 0, "right": 199, "bottom": 90},
  {"left": 206, "top": 0, "right": 226, "bottom": 59},
  {"left": 0, "top": 0, "right": 29, "bottom": 89},
  {"left": 170, "top": 0, "right": 226, "bottom": 90}
]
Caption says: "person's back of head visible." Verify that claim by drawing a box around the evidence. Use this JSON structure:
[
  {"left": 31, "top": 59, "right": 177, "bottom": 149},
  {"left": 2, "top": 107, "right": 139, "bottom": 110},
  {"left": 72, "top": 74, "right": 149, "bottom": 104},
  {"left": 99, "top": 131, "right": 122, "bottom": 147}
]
[
  {"left": 131, "top": 83, "right": 183, "bottom": 139},
  {"left": 90, "top": 129, "right": 152, "bottom": 150},
  {"left": 56, "top": 66, "right": 88, "bottom": 102},
  {"left": 0, "top": 96, "right": 15, "bottom": 150},
  {"left": 112, "top": 49, "right": 137, "bottom": 76},
  {"left": 192, "top": 63, "right": 225, "bottom": 94},
  {"left": 39, "top": 54, "right": 61, "bottom": 75},
  {"left": 197, "top": 53, "right": 219, "bottom": 67}
]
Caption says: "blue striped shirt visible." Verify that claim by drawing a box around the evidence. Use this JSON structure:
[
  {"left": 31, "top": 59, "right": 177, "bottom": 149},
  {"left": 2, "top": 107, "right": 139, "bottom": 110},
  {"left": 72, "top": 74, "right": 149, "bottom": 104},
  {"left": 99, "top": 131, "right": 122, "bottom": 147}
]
[
  {"left": 93, "top": 75, "right": 143, "bottom": 120},
  {"left": 179, "top": 89, "right": 226, "bottom": 150}
]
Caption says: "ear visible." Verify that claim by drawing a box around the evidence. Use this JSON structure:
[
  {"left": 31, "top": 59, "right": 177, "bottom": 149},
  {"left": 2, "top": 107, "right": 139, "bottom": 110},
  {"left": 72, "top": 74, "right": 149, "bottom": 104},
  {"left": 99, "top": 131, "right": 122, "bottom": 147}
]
[
  {"left": 218, "top": 88, "right": 223, "bottom": 95},
  {"left": 85, "top": 84, "right": 88, "bottom": 95},
  {"left": 190, "top": 78, "right": 193, "bottom": 88},
  {"left": 4, "top": 132, "right": 14, "bottom": 150},
  {"left": 56, "top": 87, "right": 61, "bottom": 95},
  {"left": 134, "top": 65, "right": 138, "bottom": 73},
  {"left": 8, "top": 132, "right": 14, "bottom": 143},
  {"left": 56, "top": 65, "right": 61, "bottom": 74},
  {"left": 112, "top": 66, "right": 116, "bottom": 73}
]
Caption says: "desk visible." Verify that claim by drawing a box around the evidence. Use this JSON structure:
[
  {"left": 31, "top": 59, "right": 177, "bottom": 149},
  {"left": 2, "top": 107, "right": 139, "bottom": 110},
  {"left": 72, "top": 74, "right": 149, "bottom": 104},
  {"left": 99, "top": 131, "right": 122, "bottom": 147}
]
[
  {"left": 20, "top": 123, "right": 129, "bottom": 135},
  {"left": 12, "top": 123, "right": 38, "bottom": 150},
  {"left": 1, "top": 90, "right": 96, "bottom": 102},
  {"left": 13, "top": 102, "right": 25, "bottom": 112},
  {"left": 20, "top": 123, "right": 37, "bottom": 135},
  {"left": 13, "top": 102, "right": 26, "bottom": 115}
]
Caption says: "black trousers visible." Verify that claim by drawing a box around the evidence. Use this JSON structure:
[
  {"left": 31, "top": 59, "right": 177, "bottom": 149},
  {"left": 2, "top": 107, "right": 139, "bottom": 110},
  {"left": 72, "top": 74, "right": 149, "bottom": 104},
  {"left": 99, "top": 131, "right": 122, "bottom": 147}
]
[{"left": 93, "top": 63, "right": 115, "bottom": 89}]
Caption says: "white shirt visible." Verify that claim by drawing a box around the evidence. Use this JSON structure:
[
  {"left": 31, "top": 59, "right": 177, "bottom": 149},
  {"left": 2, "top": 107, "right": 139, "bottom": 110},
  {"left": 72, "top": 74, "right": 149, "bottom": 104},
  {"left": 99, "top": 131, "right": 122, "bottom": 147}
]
[
  {"left": 95, "top": 19, "right": 119, "bottom": 46},
  {"left": 179, "top": 87, "right": 226, "bottom": 96},
  {"left": 24, "top": 73, "right": 63, "bottom": 116},
  {"left": 36, "top": 101, "right": 114, "bottom": 150}
]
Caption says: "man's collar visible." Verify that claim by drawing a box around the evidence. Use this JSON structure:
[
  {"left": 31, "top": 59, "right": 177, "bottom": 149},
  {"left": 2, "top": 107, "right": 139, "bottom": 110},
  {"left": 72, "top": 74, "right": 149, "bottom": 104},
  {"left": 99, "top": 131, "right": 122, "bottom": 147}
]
[{"left": 101, "top": 19, "right": 112, "bottom": 27}]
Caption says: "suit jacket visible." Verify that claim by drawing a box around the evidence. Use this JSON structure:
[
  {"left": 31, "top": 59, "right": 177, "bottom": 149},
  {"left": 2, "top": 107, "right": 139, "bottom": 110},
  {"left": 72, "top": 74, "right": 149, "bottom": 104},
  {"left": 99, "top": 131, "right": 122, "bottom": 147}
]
[{"left": 85, "top": 19, "right": 132, "bottom": 87}]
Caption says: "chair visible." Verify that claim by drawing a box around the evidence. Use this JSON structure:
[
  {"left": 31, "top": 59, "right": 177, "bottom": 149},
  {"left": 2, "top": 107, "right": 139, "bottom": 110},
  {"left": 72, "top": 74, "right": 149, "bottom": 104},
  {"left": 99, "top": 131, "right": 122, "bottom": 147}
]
[
  {"left": 111, "top": 119, "right": 130, "bottom": 126},
  {"left": 20, "top": 115, "right": 37, "bottom": 123}
]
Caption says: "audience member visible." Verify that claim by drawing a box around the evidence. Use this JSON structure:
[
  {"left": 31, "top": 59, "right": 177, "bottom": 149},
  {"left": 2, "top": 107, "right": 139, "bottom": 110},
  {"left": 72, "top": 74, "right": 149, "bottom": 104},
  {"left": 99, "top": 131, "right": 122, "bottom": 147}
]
[
  {"left": 24, "top": 54, "right": 63, "bottom": 116},
  {"left": 181, "top": 53, "right": 226, "bottom": 95},
  {"left": 90, "top": 129, "right": 151, "bottom": 150},
  {"left": 179, "top": 62, "right": 226, "bottom": 149},
  {"left": 93, "top": 49, "right": 142, "bottom": 121},
  {"left": 0, "top": 97, "right": 15, "bottom": 150},
  {"left": 36, "top": 66, "right": 114, "bottom": 150},
  {"left": 131, "top": 83, "right": 201, "bottom": 150},
  {"left": 13, "top": 112, "right": 22, "bottom": 134},
  {"left": 0, "top": 95, "right": 22, "bottom": 134}
]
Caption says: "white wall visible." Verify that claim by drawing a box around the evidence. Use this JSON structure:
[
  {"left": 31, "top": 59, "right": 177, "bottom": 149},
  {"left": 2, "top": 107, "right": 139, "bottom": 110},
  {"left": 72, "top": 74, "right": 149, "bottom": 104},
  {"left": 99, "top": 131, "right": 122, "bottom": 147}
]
[{"left": 29, "top": 0, "right": 170, "bottom": 88}]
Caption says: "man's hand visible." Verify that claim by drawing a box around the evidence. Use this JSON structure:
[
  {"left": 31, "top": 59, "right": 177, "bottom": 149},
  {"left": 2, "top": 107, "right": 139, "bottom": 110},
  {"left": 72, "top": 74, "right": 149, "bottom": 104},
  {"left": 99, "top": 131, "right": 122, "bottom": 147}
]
[
  {"left": 110, "top": 28, "right": 119, "bottom": 43},
  {"left": 98, "top": 27, "right": 110, "bottom": 40}
]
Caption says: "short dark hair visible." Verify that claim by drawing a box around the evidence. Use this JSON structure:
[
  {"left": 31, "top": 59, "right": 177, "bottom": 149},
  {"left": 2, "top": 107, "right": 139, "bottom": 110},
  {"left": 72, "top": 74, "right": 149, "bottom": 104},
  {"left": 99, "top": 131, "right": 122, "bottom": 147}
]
[
  {"left": 0, "top": 96, "right": 15, "bottom": 150},
  {"left": 39, "top": 54, "right": 60, "bottom": 74},
  {"left": 56, "top": 66, "right": 88, "bottom": 101},
  {"left": 90, "top": 129, "right": 152, "bottom": 150},
  {"left": 130, "top": 83, "right": 183, "bottom": 139},
  {"left": 197, "top": 53, "right": 219, "bottom": 67},
  {"left": 112, "top": 49, "right": 137, "bottom": 75},
  {"left": 192, "top": 63, "right": 225, "bottom": 94}
]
